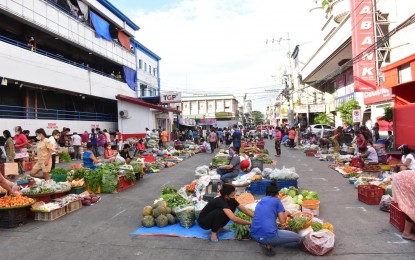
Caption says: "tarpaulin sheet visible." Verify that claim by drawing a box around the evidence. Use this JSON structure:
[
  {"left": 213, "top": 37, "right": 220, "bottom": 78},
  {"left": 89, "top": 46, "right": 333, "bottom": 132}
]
[
  {"left": 90, "top": 11, "right": 112, "bottom": 41},
  {"left": 130, "top": 222, "right": 235, "bottom": 240},
  {"left": 118, "top": 30, "right": 131, "bottom": 50},
  {"left": 123, "top": 66, "right": 136, "bottom": 91},
  {"left": 395, "top": 103, "right": 415, "bottom": 148}
]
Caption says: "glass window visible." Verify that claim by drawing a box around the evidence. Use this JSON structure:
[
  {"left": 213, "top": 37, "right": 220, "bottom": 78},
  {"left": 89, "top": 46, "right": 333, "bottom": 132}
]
[
  {"left": 139, "top": 60, "right": 142, "bottom": 69},
  {"left": 314, "top": 125, "right": 322, "bottom": 129},
  {"left": 144, "top": 62, "right": 147, "bottom": 72},
  {"left": 224, "top": 100, "right": 231, "bottom": 109},
  {"left": 153, "top": 68, "right": 156, "bottom": 76},
  {"left": 149, "top": 65, "right": 152, "bottom": 73}
]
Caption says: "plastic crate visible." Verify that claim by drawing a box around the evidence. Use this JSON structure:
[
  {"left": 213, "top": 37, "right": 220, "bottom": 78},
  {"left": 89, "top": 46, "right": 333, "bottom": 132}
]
[
  {"left": 69, "top": 186, "right": 86, "bottom": 194},
  {"left": 142, "top": 155, "right": 154, "bottom": 163},
  {"left": 276, "top": 180, "right": 298, "bottom": 191},
  {"left": 250, "top": 179, "right": 272, "bottom": 195},
  {"left": 35, "top": 207, "right": 66, "bottom": 221},
  {"left": 251, "top": 159, "right": 264, "bottom": 171},
  {"left": 390, "top": 202, "right": 415, "bottom": 233},
  {"left": 358, "top": 184, "right": 385, "bottom": 205},
  {"left": 0, "top": 208, "right": 28, "bottom": 228},
  {"left": 65, "top": 200, "right": 82, "bottom": 214},
  {"left": 51, "top": 174, "right": 67, "bottom": 183}
]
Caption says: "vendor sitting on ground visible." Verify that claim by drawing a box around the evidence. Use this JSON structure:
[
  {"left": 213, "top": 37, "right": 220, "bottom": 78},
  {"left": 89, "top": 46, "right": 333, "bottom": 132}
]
[
  {"left": 216, "top": 146, "right": 240, "bottom": 183},
  {"left": 119, "top": 143, "right": 133, "bottom": 164},
  {"left": 361, "top": 141, "right": 378, "bottom": 163},
  {"left": 83, "top": 142, "right": 101, "bottom": 170},
  {"left": 250, "top": 182, "right": 301, "bottom": 256},
  {"left": 104, "top": 143, "right": 116, "bottom": 162},
  {"left": 134, "top": 139, "right": 146, "bottom": 157},
  {"left": 318, "top": 137, "right": 331, "bottom": 149},
  {"left": 398, "top": 145, "right": 415, "bottom": 171},
  {"left": 198, "top": 184, "right": 253, "bottom": 242}
]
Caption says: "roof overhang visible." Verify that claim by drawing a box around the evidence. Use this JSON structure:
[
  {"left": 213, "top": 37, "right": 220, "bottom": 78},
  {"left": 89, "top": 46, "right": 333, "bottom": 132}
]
[{"left": 116, "top": 94, "right": 180, "bottom": 113}]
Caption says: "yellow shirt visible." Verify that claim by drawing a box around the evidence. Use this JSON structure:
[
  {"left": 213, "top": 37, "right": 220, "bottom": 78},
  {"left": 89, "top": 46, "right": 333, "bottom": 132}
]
[{"left": 37, "top": 138, "right": 52, "bottom": 162}]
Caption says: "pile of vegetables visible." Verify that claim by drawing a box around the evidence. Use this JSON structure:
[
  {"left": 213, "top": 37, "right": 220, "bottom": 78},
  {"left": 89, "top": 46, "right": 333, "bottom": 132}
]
[
  {"left": 60, "top": 151, "right": 72, "bottom": 163},
  {"left": 141, "top": 200, "right": 176, "bottom": 228},
  {"left": 256, "top": 154, "right": 273, "bottom": 164},
  {"left": 185, "top": 182, "right": 196, "bottom": 193},
  {"left": 0, "top": 195, "right": 34, "bottom": 208},
  {"left": 279, "top": 187, "right": 319, "bottom": 206},
  {"left": 229, "top": 211, "right": 253, "bottom": 240},
  {"left": 22, "top": 187, "right": 55, "bottom": 195},
  {"left": 81, "top": 193, "right": 101, "bottom": 206},
  {"left": 288, "top": 214, "right": 311, "bottom": 232},
  {"left": 70, "top": 179, "right": 85, "bottom": 187},
  {"left": 311, "top": 221, "right": 323, "bottom": 231},
  {"left": 211, "top": 157, "right": 230, "bottom": 167}
]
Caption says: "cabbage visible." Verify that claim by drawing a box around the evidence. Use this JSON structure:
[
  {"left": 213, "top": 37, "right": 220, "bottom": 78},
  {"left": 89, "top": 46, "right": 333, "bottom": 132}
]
[
  {"left": 301, "top": 190, "right": 309, "bottom": 197},
  {"left": 288, "top": 190, "right": 296, "bottom": 198}
]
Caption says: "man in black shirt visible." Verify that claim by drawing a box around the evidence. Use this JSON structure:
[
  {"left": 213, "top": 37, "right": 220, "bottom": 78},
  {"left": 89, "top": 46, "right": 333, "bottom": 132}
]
[
  {"left": 216, "top": 146, "right": 240, "bottom": 183},
  {"left": 119, "top": 144, "right": 133, "bottom": 164}
]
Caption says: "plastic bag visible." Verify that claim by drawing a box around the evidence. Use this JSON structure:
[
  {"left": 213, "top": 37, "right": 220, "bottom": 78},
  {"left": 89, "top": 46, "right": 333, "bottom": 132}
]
[
  {"left": 115, "top": 154, "right": 126, "bottom": 163},
  {"left": 280, "top": 196, "right": 300, "bottom": 215},
  {"left": 379, "top": 195, "right": 392, "bottom": 212},
  {"left": 251, "top": 168, "right": 262, "bottom": 174},
  {"left": 298, "top": 226, "right": 314, "bottom": 238},
  {"left": 194, "top": 200, "right": 208, "bottom": 219},
  {"left": 302, "top": 230, "right": 335, "bottom": 256},
  {"left": 262, "top": 168, "right": 273, "bottom": 178},
  {"left": 195, "top": 165, "right": 210, "bottom": 179},
  {"left": 174, "top": 205, "right": 195, "bottom": 228}
]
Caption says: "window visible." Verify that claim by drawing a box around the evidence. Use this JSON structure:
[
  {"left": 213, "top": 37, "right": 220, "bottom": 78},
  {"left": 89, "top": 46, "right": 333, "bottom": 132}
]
[
  {"left": 149, "top": 65, "right": 152, "bottom": 74},
  {"left": 399, "top": 63, "right": 412, "bottom": 84},
  {"left": 139, "top": 60, "right": 143, "bottom": 69},
  {"left": 153, "top": 68, "right": 157, "bottom": 76},
  {"left": 144, "top": 62, "right": 147, "bottom": 72},
  {"left": 224, "top": 100, "right": 231, "bottom": 109},
  {"left": 314, "top": 125, "right": 322, "bottom": 129}
]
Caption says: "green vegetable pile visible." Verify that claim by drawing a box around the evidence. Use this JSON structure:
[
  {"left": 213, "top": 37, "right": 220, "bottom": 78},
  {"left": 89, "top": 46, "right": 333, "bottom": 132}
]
[
  {"left": 50, "top": 168, "right": 68, "bottom": 176},
  {"left": 161, "top": 186, "right": 178, "bottom": 195},
  {"left": 211, "top": 157, "right": 230, "bottom": 167},
  {"left": 311, "top": 221, "right": 323, "bottom": 232},
  {"left": 256, "top": 154, "right": 273, "bottom": 164},
  {"left": 229, "top": 211, "right": 253, "bottom": 240},
  {"left": 160, "top": 193, "right": 191, "bottom": 209},
  {"left": 60, "top": 151, "right": 72, "bottom": 163},
  {"left": 288, "top": 215, "right": 311, "bottom": 232},
  {"left": 22, "top": 187, "right": 54, "bottom": 195}
]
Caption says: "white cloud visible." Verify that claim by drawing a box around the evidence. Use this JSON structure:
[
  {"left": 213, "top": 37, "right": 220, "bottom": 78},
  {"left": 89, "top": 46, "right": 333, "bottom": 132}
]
[{"left": 129, "top": 0, "right": 322, "bottom": 111}]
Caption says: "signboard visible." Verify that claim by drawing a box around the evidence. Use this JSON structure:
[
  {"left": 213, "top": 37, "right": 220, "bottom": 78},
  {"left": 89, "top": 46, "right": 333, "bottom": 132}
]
[
  {"left": 215, "top": 112, "right": 234, "bottom": 119},
  {"left": 199, "top": 118, "right": 217, "bottom": 125},
  {"left": 350, "top": 0, "right": 377, "bottom": 92},
  {"left": 295, "top": 105, "right": 308, "bottom": 113},
  {"left": 364, "top": 87, "right": 392, "bottom": 104},
  {"left": 352, "top": 109, "right": 362, "bottom": 123},
  {"left": 161, "top": 92, "right": 181, "bottom": 103},
  {"left": 309, "top": 104, "right": 326, "bottom": 113},
  {"left": 179, "top": 116, "right": 196, "bottom": 126},
  {"left": 335, "top": 93, "right": 355, "bottom": 108},
  {"left": 46, "top": 123, "right": 59, "bottom": 129}
]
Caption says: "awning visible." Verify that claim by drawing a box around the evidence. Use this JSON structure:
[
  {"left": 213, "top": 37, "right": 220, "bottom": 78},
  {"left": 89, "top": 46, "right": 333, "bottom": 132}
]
[
  {"left": 118, "top": 30, "right": 131, "bottom": 50},
  {"left": 116, "top": 95, "right": 181, "bottom": 113},
  {"left": 139, "top": 96, "right": 161, "bottom": 104}
]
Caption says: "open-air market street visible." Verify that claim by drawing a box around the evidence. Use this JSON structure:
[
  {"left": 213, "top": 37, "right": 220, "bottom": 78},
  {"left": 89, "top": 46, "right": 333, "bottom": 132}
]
[{"left": 1, "top": 139, "right": 414, "bottom": 260}]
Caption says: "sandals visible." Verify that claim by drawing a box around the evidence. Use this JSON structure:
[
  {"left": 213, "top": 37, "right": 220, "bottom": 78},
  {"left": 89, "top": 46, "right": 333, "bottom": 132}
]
[
  {"left": 402, "top": 234, "right": 415, "bottom": 241},
  {"left": 260, "top": 244, "right": 276, "bottom": 257},
  {"left": 210, "top": 237, "right": 219, "bottom": 243}
]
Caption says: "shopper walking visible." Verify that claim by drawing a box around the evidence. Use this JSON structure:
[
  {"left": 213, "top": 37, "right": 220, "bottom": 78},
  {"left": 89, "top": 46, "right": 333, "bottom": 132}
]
[
  {"left": 97, "top": 130, "right": 105, "bottom": 156},
  {"left": 161, "top": 128, "right": 169, "bottom": 149},
  {"left": 208, "top": 129, "right": 218, "bottom": 153},
  {"left": 274, "top": 127, "right": 282, "bottom": 157},
  {"left": 71, "top": 132, "right": 82, "bottom": 160},
  {"left": 49, "top": 130, "right": 60, "bottom": 170},
  {"left": 232, "top": 125, "right": 242, "bottom": 154},
  {"left": 90, "top": 128, "right": 99, "bottom": 156},
  {"left": 3, "top": 130, "right": 15, "bottom": 162},
  {"left": 288, "top": 127, "right": 296, "bottom": 148},
  {"left": 30, "top": 128, "right": 52, "bottom": 181}
]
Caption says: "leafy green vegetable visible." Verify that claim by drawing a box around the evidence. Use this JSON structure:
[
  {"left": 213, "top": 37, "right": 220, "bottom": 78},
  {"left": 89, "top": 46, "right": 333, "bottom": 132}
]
[
  {"left": 229, "top": 211, "right": 253, "bottom": 240},
  {"left": 50, "top": 168, "right": 68, "bottom": 176},
  {"left": 288, "top": 216, "right": 311, "bottom": 232},
  {"left": 162, "top": 186, "right": 178, "bottom": 195},
  {"left": 124, "top": 170, "right": 136, "bottom": 183},
  {"left": 74, "top": 168, "right": 91, "bottom": 180},
  {"left": 60, "top": 151, "right": 72, "bottom": 163},
  {"left": 211, "top": 157, "right": 230, "bottom": 166},
  {"left": 160, "top": 193, "right": 191, "bottom": 209},
  {"left": 86, "top": 169, "right": 103, "bottom": 193},
  {"left": 311, "top": 221, "right": 323, "bottom": 232},
  {"left": 101, "top": 170, "right": 119, "bottom": 193}
]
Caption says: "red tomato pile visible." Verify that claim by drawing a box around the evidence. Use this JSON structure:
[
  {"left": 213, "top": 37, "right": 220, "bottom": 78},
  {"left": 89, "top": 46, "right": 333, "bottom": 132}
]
[{"left": 0, "top": 195, "right": 34, "bottom": 208}]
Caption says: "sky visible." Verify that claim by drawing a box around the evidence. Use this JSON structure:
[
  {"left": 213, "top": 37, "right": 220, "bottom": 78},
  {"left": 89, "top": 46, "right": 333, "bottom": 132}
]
[{"left": 111, "top": 0, "right": 322, "bottom": 111}]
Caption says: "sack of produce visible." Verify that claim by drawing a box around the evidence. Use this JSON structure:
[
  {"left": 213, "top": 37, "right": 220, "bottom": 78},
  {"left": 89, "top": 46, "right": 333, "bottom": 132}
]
[
  {"left": 301, "top": 230, "right": 335, "bottom": 256},
  {"left": 194, "top": 200, "right": 208, "bottom": 219},
  {"left": 379, "top": 195, "right": 392, "bottom": 212},
  {"left": 174, "top": 205, "right": 195, "bottom": 228}
]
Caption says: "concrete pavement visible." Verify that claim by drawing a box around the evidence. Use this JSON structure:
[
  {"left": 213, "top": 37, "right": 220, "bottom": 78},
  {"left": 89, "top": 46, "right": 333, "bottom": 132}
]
[{"left": 1, "top": 140, "right": 414, "bottom": 260}]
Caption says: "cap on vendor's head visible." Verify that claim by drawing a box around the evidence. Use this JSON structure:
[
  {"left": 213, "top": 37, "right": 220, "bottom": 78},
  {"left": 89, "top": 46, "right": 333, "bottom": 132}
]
[
  {"left": 240, "top": 159, "right": 250, "bottom": 170},
  {"left": 123, "top": 143, "right": 131, "bottom": 149},
  {"left": 398, "top": 144, "right": 411, "bottom": 155}
]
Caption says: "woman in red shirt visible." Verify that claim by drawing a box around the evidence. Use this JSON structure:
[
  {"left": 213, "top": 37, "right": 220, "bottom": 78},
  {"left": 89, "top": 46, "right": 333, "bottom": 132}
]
[
  {"left": 104, "top": 143, "right": 116, "bottom": 162},
  {"left": 274, "top": 127, "right": 282, "bottom": 157},
  {"left": 288, "top": 127, "right": 296, "bottom": 148},
  {"left": 13, "top": 126, "right": 28, "bottom": 153},
  {"left": 134, "top": 139, "right": 146, "bottom": 156}
]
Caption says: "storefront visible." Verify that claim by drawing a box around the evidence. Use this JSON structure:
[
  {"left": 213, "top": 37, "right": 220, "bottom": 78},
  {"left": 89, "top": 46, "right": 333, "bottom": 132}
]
[{"left": 382, "top": 53, "right": 415, "bottom": 148}]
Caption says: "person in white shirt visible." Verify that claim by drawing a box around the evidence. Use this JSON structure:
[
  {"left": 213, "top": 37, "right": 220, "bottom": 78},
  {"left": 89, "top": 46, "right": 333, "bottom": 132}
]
[
  {"left": 361, "top": 141, "right": 378, "bottom": 163},
  {"left": 399, "top": 145, "right": 415, "bottom": 171},
  {"left": 145, "top": 128, "right": 151, "bottom": 143},
  {"left": 71, "top": 132, "right": 82, "bottom": 160},
  {"left": 49, "top": 130, "right": 60, "bottom": 170}
]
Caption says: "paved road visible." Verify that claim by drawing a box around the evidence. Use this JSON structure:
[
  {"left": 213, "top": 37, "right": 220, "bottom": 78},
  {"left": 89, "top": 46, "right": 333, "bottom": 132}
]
[{"left": 1, "top": 140, "right": 414, "bottom": 260}]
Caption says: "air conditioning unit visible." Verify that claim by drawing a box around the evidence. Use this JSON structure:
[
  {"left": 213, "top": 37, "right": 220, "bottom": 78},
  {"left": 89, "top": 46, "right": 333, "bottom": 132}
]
[{"left": 119, "top": 110, "right": 129, "bottom": 118}]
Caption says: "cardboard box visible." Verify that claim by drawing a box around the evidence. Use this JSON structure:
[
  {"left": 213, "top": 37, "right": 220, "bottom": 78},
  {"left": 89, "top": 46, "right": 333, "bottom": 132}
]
[{"left": 2, "top": 163, "right": 19, "bottom": 176}]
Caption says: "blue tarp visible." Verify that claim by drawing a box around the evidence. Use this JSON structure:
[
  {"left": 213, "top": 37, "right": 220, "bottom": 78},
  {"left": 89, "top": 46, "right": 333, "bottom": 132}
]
[
  {"left": 130, "top": 223, "right": 235, "bottom": 240},
  {"left": 123, "top": 66, "right": 137, "bottom": 91},
  {"left": 90, "top": 11, "right": 112, "bottom": 41}
]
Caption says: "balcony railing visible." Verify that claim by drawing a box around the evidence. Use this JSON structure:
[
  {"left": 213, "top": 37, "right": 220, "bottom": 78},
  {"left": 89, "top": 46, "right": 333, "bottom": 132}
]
[
  {"left": 0, "top": 35, "right": 124, "bottom": 82},
  {"left": 0, "top": 105, "right": 117, "bottom": 122}
]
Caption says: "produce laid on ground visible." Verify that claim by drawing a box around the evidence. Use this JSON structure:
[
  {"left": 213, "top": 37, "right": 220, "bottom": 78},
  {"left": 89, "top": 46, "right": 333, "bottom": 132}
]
[
  {"left": 21, "top": 180, "right": 70, "bottom": 196},
  {"left": 229, "top": 211, "right": 253, "bottom": 240},
  {"left": 80, "top": 192, "right": 101, "bottom": 206},
  {"left": 31, "top": 194, "right": 81, "bottom": 212}
]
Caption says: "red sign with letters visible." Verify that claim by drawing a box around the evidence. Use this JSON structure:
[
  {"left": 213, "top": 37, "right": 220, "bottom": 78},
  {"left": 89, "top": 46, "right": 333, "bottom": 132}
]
[
  {"left": 363, "top": 87, "right": 392, "bottom": 104},
  {"left": 350, "top": 0, "right": 377, "bottom": 92}
]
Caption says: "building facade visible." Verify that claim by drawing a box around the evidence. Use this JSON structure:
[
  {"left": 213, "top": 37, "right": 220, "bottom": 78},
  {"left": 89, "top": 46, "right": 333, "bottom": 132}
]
[{"left": 0, "top": 0, "right": 168, "bottom": 137}]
